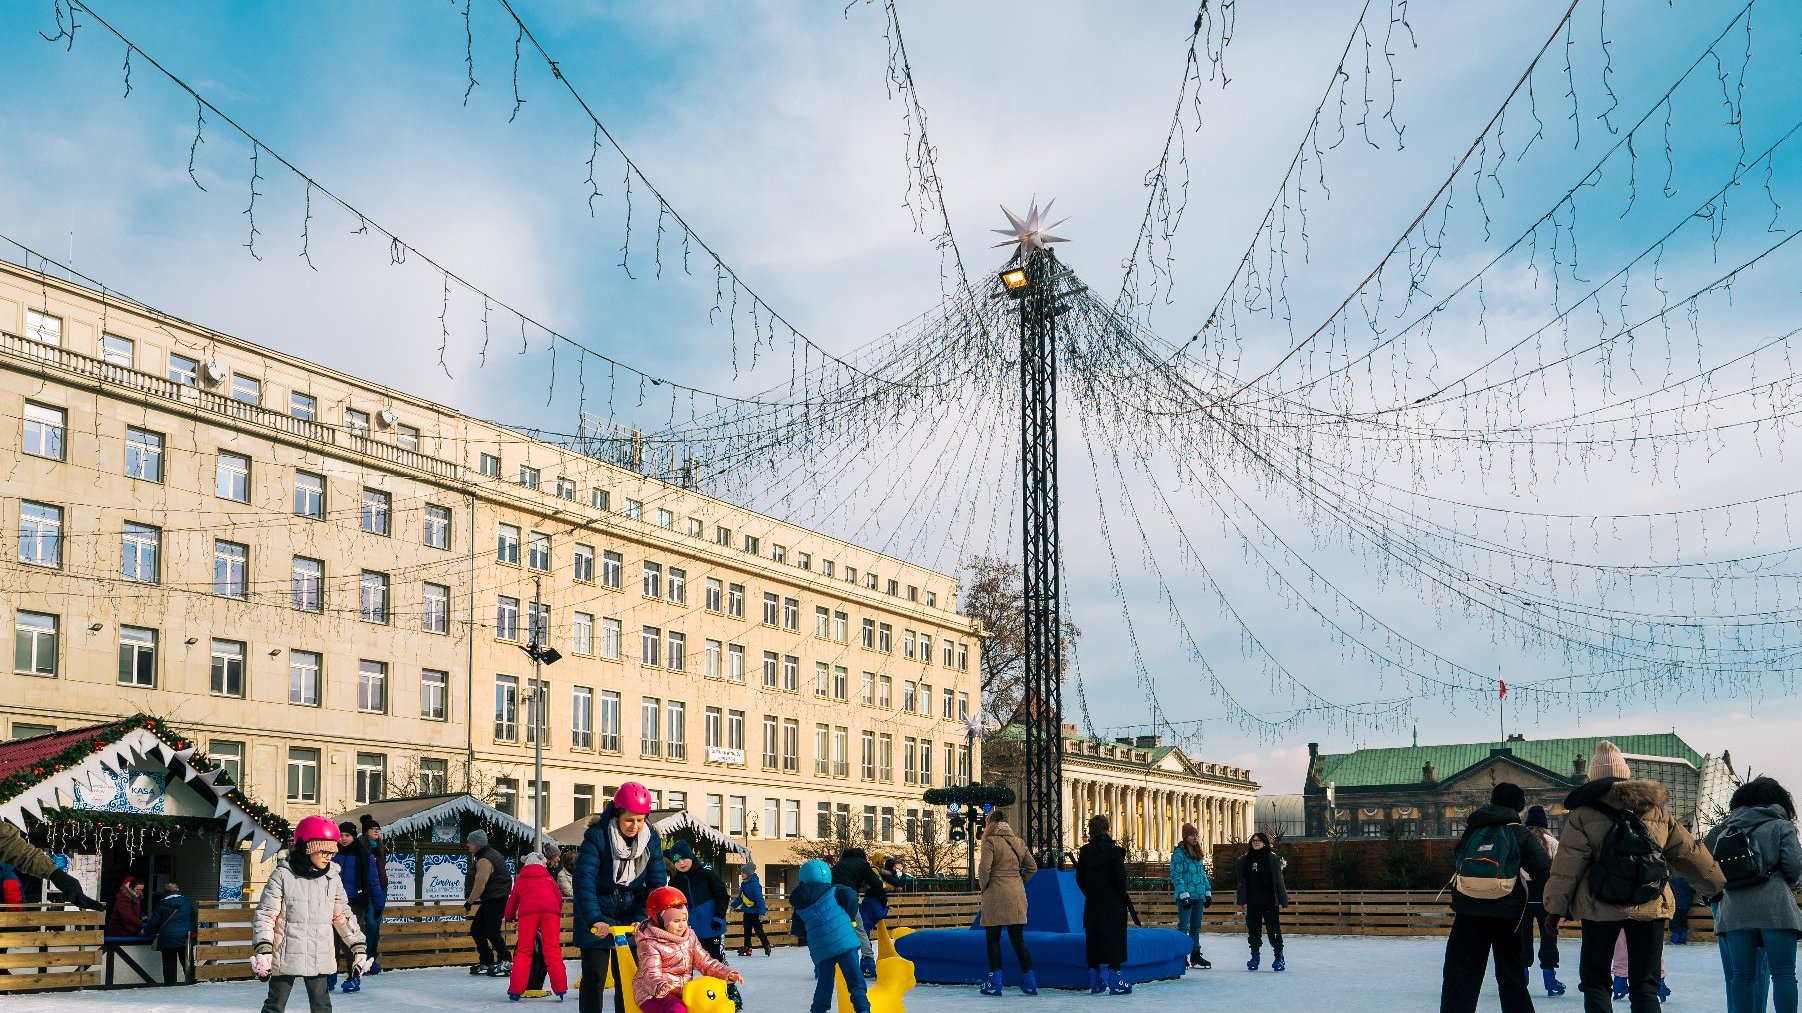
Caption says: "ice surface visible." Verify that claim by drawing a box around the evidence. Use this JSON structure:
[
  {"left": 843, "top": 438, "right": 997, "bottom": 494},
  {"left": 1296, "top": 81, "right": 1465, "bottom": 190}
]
[{"left": 21, "top": 935, "right": 1730, "bottom": 1011}]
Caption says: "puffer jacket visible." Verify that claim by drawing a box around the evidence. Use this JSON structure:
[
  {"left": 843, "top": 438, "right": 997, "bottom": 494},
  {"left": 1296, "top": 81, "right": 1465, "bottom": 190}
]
[
  {"left": 1704, "top": 803, "right": 1802, "bottom": 934},
  {"left": 144, "top": 889, "right": 198, "bottom": 951},
  {"left": 1448, "top": 804, "right": 1553, "bottom": 919},
  {"left": 1542, "top": 777, "right": 1725, "bottom": 921},
  {"left": 790, "top": 866, "right": 860, "bottom": 962},
  {"left": 572, "top": 808, "right": 667, "bottom": 950},
  {"left": 1169, "top": 845, "right": 1212, "bottom": 902},
  {"left": 632, "top": 918, "right": 734, "bottom": 1003},
  {"left": 504, "top": 863, "right": 566, "bottom": 921},
  {"left": 731, "top": 873, "right": 767, "bottom": 917},
  {"left": 832, "top": 848, "right": 888, "bottom": 903},
  {"left": 0, "top": 822, "right": 55, "bottom": 879},
  {"left": 254, "top": 852, "right": 366, "bottom": 977},
  {"left": 668, "top": 861, "right": 729, "bottom": 939},
  {"left": 977, "top": 819, "right": 1037, "bottom": 927}
]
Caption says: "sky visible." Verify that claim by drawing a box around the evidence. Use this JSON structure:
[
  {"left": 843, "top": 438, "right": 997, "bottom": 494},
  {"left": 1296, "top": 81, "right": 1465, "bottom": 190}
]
[{"left": 4, "top": 0, "right": 1802, "bottom": 797}]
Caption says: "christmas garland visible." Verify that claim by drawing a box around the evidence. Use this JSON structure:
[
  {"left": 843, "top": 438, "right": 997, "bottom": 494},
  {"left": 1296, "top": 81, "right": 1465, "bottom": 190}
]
[
  {"left": 0, "top": 714, "right": 290, "bottom": 840},
  {"left": 922, "top": 783, "right": 1016, "bottom": 808}
]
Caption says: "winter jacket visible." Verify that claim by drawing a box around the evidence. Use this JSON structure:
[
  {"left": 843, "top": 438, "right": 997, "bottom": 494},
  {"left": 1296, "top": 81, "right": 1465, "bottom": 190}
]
[
  {"left": 144, "top": 889, "right": 198, "bottom": 951},
  {"left": 1076, "top": 834, "right": 1131, "bottom": 968},
  {"left": 504, "top": 863, "right": 566, "bottom": 922},
  {"left": 790, "top": 879, "right": 861, "bottom": 963},
  {"left": 556, "top": 867, "right": 575, "bottom": 900},
  {"left": 0, "top": 861, "right": 19, "bottom": 907},
  {"left": 0, "top": 821, "right": 55, "bottom": 879},
  {"left": 1703, "top": 803, "right": 1802, "bottom": 934},
  {"left": 632, "top": 918, "right": 734, "bottom": 1003},
  {"left": 572, "top": 808, "right": 667, "bottom": 951},
  {"left": 731, "top": 873, "right": 768, "bottom": 917},
  {"left": 253, "top": 852, "right": 367, "bottom": 977},
  {"left": 106, "top": 885, "right": 146, "bottom": 936},
  {"left": 1668, "top": 874, "right": 1694, "bottom": 913},
  {"left": 831, "top": 848, "right": 888, "bottom": 904},
  {"left": 1236, "top": 849, "right": 1289, "bottom": 907},
  {"left": 1524, "top": 827, "right": 1560, "bottom": 904},
  {"left": 1447, "top": 804, "right": 1553, "bottom": 919},
  {"left": 880, "top": 870, "right": 915, "bottom": 894},
  {"left": 977, "top": 819, "right": 1037, "bottom": 927},
  {"left": 1542, "top": 777, "right": 1725, "bottom": 922},
  {"left": 668, "top": 862, "right": 729, "bottom": 940},
  {"left": 465, "top": 846, "right": 514, "bottom": 906},
  {"left": 1169, "top": 845, "right": 1212, "bottom": 903},
  {"left": 348, "top": 835, "right": 387, "bottom": 912}
]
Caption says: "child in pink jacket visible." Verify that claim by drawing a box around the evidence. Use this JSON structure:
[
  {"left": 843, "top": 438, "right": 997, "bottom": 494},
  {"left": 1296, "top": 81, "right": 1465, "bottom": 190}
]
[
  {"left": 634, "top": 886, "right": 742, "bottom": 1013},
  {"left": 504, "top": 853, "right": 568, "bottom": 1001}
]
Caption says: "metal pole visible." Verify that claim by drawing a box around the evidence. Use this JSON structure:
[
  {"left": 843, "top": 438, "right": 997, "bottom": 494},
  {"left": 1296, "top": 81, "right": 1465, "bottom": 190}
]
[
  {"left": 532, "top": 575, "right": 545, "bottom": 854},
  {"left": 1018, "top": 249, "right": 1065, "bottom": 867}
]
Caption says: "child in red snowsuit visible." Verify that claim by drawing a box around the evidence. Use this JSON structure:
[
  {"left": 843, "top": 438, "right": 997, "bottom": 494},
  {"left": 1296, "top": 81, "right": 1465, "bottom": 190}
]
[{"left": 505, "top": 853, "right": 568, "bottom": 1000}]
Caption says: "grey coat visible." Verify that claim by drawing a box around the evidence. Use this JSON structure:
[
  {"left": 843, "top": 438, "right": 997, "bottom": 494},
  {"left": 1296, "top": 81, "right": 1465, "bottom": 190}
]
[{"left": 1704, "top": 804, "right": 1802, "bottom": 934}]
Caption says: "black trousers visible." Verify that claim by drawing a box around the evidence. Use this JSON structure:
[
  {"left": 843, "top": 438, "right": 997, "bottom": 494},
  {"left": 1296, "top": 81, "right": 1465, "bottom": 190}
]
[
  {"left": 159, "top": 946, "right": 189, "bottom": 986},
  {"left": 1579, "top": 920, "right": 1662, "bottom": 1013},
  {"left": 740, "top": 913, "right": 771, "bottom": 952},
  {"left": 1246, "top": 903, "right": 1283, "bottom": 953},
  {"left": 1440, "top": 912, "right": 1535, "bottom": 1013},
  {"left": 259, "top": 974, "right": 332, "bottom": 1013},
  {"left": 579, "top": 947, "right": 626, "bottom": 1013},
  {"left": 1517, "top": 903, "right": 1559, "bottom": 969},
  {"left": 985, "top": 924, "right": 1033, "bottom": 973},
  {"left": 470, "top": 901, "right": 511, "bottom": 965}
]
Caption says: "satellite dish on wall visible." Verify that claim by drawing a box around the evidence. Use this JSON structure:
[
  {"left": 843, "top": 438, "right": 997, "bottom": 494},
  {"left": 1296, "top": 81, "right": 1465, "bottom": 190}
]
[
  {"left": 377, "top": 407, "right": 397, "bottom": 428},
  {"left": 202, "top": 360, "right": 227, "bottom": 384}
]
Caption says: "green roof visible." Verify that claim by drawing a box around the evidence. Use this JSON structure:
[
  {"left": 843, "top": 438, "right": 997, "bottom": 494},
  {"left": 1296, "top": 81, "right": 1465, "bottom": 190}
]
[{"left": 1318, "top": 734, "right": 1702, "bottom": 789}]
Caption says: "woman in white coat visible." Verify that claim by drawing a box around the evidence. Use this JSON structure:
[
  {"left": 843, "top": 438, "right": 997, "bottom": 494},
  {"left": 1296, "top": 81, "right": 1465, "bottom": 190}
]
[{"left": 254, "top": 815, "right": 369, "bottom": 1012}]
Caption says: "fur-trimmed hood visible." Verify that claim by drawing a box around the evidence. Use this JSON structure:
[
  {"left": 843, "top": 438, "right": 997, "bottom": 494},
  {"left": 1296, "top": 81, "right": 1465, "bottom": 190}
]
[{"left": 1565, "top": 776, "right": 1667, "bottom": 815}]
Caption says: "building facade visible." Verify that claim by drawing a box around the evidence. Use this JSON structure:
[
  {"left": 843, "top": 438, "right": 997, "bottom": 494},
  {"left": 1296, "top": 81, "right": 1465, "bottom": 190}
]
[{"left": 0, "top": 260, "right": 982, "bottom": 878}]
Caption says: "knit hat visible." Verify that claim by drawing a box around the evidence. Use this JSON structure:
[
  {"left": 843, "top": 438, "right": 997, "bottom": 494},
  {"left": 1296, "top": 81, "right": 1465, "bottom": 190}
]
[
  {"left": 1587, "top": 740, "right": 1631, "bottom": 781},
  {"left": 798, "top": 859, "right": 832, "bottom": 885},
  {"left": 1524, "top": 805, "right": 1549, "bottom": 828},
  {"left": 1490, "top": 782, "right": 1527, "bottom": 812},
  {"left": 665, "top": 840, "right": 695, "bottom": 864},
  {"left": 1180, "top": 822, "right": 1199, "bottom": 840},
  {"left": 522, "top": 852, "right": 546, "bottom": 867},
  {"left": 338, "top": 821, "right": 357, "bottom": 836},
  {"left": 645, "top": 885, "right": 688, "bottom": 925},
  {"left": 360, "top": 814, "right": 380, "bottom": 831},
  {"left": 466, "top": 829, "right": 489, "bottom": 847},
  {"left": 740, "top": 862, "right": 756, "bottom": 876},
  {"left": 541, "top": 841, "right": 562, "bottom": 862}
]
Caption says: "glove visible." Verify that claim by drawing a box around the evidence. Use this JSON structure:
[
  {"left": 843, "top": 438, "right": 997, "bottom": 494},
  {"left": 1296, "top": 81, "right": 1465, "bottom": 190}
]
[
  {"left": 1202, "top": 896, "right": 1212, "bottom": 908},
  {"left": 352, "top": 955, "right": 374, "bottom": 977},
  {"left": 49, "top": 870, "right": 105, "bottom": 911},
  {"left": 251, "top": 952, "right": 274, "bottom": 979}
]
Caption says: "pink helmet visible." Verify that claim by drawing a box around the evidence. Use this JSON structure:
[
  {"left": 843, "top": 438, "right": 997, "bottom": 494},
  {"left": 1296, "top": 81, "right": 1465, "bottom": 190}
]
[
  {"left": 613, "top": 782, "right": 654, "bottom": 816},
  {"left": 293, "top": 815, "right": 340, "bottom": 846}
]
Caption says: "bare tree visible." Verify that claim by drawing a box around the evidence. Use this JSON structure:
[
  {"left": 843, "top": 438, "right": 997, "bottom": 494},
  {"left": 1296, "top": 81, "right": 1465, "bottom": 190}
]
[
  {"left": 962, "top": 556, "right": 1081, "bottom": 726},
  {"left": 904, "top": 813, "right": 964, "bottom": 880}
]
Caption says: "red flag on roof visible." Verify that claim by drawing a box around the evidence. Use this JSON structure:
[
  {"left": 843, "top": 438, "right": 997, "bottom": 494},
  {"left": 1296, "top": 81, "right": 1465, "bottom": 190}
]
[{"left": 1498, "top": 680, "right": 1508, "bottom": 700}]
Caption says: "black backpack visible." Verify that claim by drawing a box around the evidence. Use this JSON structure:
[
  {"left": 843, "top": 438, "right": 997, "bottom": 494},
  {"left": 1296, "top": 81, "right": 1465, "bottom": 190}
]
[
  {"left": 1587, "top": 803, "right": 1669, "bottom": 906},
  {"left": 1711, "top": 824, "right": 1771, "bottom": 891}
]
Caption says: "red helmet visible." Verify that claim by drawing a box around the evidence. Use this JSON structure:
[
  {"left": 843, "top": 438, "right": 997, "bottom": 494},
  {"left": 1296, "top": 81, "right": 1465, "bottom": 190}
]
[
  {"left": 645, "top": 885, "right": 687, "bottom": 924},
  {"left": 613, "top": 782, "right": 654, "bottom": 816},
  {"left": 293, "top": 815, "right": 340, "bottom": 846}
]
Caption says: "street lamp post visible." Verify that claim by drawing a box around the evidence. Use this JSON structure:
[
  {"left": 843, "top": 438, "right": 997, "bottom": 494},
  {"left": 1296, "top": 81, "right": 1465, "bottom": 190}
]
[{"left": 520, "top": 576, "right": 561, "bottom": 855}]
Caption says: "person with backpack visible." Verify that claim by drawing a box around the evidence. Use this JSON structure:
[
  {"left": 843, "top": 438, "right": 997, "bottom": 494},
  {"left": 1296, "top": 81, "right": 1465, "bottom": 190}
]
[
  {"left": 1439, "top": 782, "right": 1553, "bottom": 1013},
  {"left": 1519, "top": 805, "right": 1567, "bottom": 997},
  {"left": 1542, "top": 741, "right": 1725, "bottom": 1013},
  {"left": 1702, "top": 775, "right": 1802, "bottom": 1013}
]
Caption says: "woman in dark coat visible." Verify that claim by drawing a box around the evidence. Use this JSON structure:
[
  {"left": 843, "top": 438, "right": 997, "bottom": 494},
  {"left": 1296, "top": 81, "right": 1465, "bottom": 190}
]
[
  {"left": 1075, "top": 814, "right": 1133, "bottom": 996},
  {"left": 1235, "top": 832, "right": 1289, "bottom": 971},
  {"left": 572, "top": 782, "right": 666, "bottom": 1013},
  {"left": 144, "top": 882, "right": 198, "bottom": 985}
]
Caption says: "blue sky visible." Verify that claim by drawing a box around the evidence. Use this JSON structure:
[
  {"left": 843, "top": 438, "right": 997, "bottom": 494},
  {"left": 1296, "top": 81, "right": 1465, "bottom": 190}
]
[{"left": 5, "top": 0, "right": 1802, "bottom": 796}]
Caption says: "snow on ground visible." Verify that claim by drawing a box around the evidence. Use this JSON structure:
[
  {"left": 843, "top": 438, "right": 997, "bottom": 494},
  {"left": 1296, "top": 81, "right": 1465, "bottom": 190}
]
[{"left": 24, "top": 936, "right": 1730, "bottom": 1012}]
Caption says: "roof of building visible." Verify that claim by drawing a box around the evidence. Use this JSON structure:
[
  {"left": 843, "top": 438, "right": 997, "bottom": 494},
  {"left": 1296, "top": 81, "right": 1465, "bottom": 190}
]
[
  {"left": 334, "top": 793, "right": 536, "bottom": 843},
  {"left": 1317, "top": 733, "right": 1702, "bottom": 789}
]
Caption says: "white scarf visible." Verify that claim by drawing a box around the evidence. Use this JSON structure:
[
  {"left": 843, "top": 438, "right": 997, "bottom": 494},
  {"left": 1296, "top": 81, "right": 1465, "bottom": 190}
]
[{"left": 609, "top": 820, "right": 652, "bottom": 887}]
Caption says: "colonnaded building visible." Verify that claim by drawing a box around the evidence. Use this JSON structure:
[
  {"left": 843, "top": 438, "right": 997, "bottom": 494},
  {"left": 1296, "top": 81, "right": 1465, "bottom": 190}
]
[{"left": 0, "top": 258, "right": 983, "bottom": 879}]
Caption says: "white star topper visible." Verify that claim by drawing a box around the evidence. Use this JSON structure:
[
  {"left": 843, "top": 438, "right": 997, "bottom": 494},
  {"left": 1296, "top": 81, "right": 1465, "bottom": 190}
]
[{"left": 992, "top": 198, "right": 1070, "bottom": 259}]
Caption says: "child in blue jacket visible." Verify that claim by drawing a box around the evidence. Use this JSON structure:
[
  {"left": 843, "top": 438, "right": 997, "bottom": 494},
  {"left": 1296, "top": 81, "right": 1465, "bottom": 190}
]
[
  {"left": 732, "top": 865, "right": 771, "bottom": 956},
  {"left": 1169, "top": 823, "right": 1213, "bottom": 969},
  {"left": 790, "top": 860, "right": 869, "bottom": 1013}
]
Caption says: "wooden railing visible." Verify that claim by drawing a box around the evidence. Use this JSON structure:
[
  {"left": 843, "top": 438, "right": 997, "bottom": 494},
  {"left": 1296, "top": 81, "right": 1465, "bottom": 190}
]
[{"left": 0, "top": 906, "right": 103, "bottom": 993}]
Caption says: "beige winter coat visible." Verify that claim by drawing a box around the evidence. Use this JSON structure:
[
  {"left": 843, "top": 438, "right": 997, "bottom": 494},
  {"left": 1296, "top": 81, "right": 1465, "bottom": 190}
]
[
  {"left": 1541, "top": 778, "right": 1725, "bottom": 922},
  {"left": 977, "top": 819, "right": 1037, "bottom": 926},
  {"left": 253, "top": 861, "right": 366, "bottom": 977}
]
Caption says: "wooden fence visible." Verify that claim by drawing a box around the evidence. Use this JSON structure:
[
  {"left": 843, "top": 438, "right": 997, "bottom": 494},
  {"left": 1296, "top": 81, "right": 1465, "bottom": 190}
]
[{"left": 0, "top": 906, "right": 103, "bottom": 993}]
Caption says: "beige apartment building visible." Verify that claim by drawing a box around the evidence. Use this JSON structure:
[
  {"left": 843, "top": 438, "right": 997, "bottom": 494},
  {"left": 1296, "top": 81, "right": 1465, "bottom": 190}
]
[{"left": 0, "top": 259, "right": 982, "bottom": 878}]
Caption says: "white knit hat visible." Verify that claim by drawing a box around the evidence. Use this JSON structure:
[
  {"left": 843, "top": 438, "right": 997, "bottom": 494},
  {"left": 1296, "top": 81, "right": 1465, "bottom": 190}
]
[{"left": 1587, "top": 740, "right": 1631, "bottom": 781}]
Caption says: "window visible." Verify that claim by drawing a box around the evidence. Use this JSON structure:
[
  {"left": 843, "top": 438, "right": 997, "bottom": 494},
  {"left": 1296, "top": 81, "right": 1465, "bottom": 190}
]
[
  {"left": 396, "top": 425, "right": 420, "bottom": 452},
  {"left": 668, "top": 567, "right": 687, "bottom": 605},
  {"left": 656, "top": 508, "right": 674, "bottom": 529},
  {"left": 957, "top": 643, "right": 969, "bottom": 670},
  {"left": 573, "top": 612, "right": 594, "bottom": 655},
  {"left": 861, "top": 731, "right": 876, "bottom": 780},
  {"left": 574, "top": 784, "right": 596, "bottom": 820},
  {"left": 907, "top": 585, "right": 919, "bottom": 602},
  {"left": 420, "top": 757, "right": 449, "bottom": 794},
  {"left": 715, "top": 525, "right": 732, "bottom": 546},
  {"left": 423, "top": 582, "right": 450, "bottom": 634},
  {"left": 888, "top": 579, "right": 900, "bottom": 597},
  {"left": 771, "top": 544, "right": 786, "bottom": 564},
  {"left": 574, "top": 544, "right": 596, "bottom": 583},
  {"left": 920, "top": 739, "right": 934, "bottom": 784},
  {"left": 904, "top": 738, "right": 918, "bottom": 784},
  {"left": 729, "top": 796, "right": 746, "bottom": 835},
  {"left": 495, "top": 779, "right": 518, "bottom": 817},
  {"left": 688, "top": 517, "right": 704, "bottom": 538},
  {"left": 943, "top": 687, "right": 956, "bottom": 720},
  {"left": 782, "top": 719, "right": 800, "bottom": 773},
  {"left": 556, "top": 477, "right": 576, "bottom": 500},
  {"left": 599, "top": 691, "right": 621, "bottom": 751},
  {"left": 833, "top": 611, "right": 848, "bottom": 643},
  {"left": 862, "top": 618, "right": 875, "bottom": 649},
  {"left": 785, "top": 799, "right": 801, "bottom": 838},
  {"left": 878, "top": 623, "right": 894, "bottom": 652},
  {"left": 359, "top": 571, "right": 390, "bottom": 624},
  {"left": 823, "top": 559, "right": 836, "bottom": 578},
  {"left": 879, "top": 733, "right": 894, "bottom": 781},
  {"left": 100, "top": 333, "right": 133, "bottom": 367},
  {"left": 832, "top": 727, "right": 849, "bottom": 778},
  {"left": 863, "top": 806, "right": 876, "bottom": 838},
  {"left": 705, "top": 707, "right": 725, "bottom": 753},
  {"left": 640, "top": 697, "right": 661, "bottom": 757},
  {"left": 797, "top": 551, "right": 811, "bottom": 570},
  {"left": 497, "top": 596, "right": 520, "bottom": 641},
  {"left": 23, "top": 403, "right": 65, "bottom": 460},
  {"left": 868, "top": 573, "right": 880, "bottom": 590},
  {"left": 497, "top": 524, "right": 521, "bottom": 565},
  {"left": 168, "top": 353, "right": 199, "bottom": 386},
  {"left": 357, "top": 488, "right": 391, "bottom": 535},
  {"left": 479, "top": 453, "right": 501, "bottom": 478},
  {"left": 358, "top": 661, "right": 388, "bottom": 713},
  {"left": 623, "top": 499, "right": 642, "bottom": 521},
  {"left": 761, "top": 593, "right": 778, "bottom": 626},
  {"left": 818, "top": 802, "right": 832, "bottom": 838},
  {"left": 494, "top": 675, "right": 519, "bottom": 741},
  {"left": 762, "top": 715, "right": 779, "bottom": 769},
  {"left": 727, "top": 644, "right": 746, "bottom": 683},
  {"left": 210, "top": 639, "right": 245, "bottom": 697},
  {"left": 19, "top": 502, "right": 62, "bottom": 568},
  {"left": 707, "top": 795, "right": 724, "bottom": 829},
  {"left": 294, "top": 472, "right": 325, "bottom": 519},
  {"left": 782, "top": 597, "right": 799, "bottom": 631},
  {"left": 287, "top": 748, "right": 320, "bottom": 803},
  {"left": 815, "top": 662, "right": 830, "bottom": 699},
  {"left": 921, "top": 634, "right": 934, "bottom": 665},
  {"left": 878, "top": 674, "right": 892, "bottom": 708},
  {"left": 215, "top": 451, "right": 250, "bottom": 501},
  {"left": 291, "top": 556, "right": 323, "bottom": 612},
  {"left": 815, "top": 606, "right": 831, "bottom": 639},
  {"left": 214, "top": 540, "right": 248, "bottom": 598},
  {"left": 523, "top": 677, "right": 549, "bottom": 745},
  {"left": 125, "top": 427, "right": 163, "bottom": 482},
  {"left": 666, "top": 700, "right": 687, "bottom": 760},
  {"left": 705, "top": 577, "right": 723, "bottom": 612},
  {"left": 289, "top": 650, "right": 321, "bottom": 706},
  {"left": 425, "top": 504, "right": 451, "bottom": 549},
  {"left": 764, "top": 797, "right": 780, "bottom": 836},
  {"left": 518, "top": 466, "right": 540, "bottom": 490},
  {"left": 601, "top": 617, "right": 622, "bottom": 660},
  {"left": 958, "top": 743, "right": 973, "bottom": 782},
  {"left": 230, "top": 374, "right": 261, "bottom": 405},
  {"left": 592, "top": 489, "right": 610, "bottom": 510},
  {"left": 289, "top": 391, "right": 317, "bottom": 421},
  {"left": 642, "top": 561, "right": 662, "bottom": 598},
  {"left": 601, "top": 550, "right": 622, "bottom": 589},
  {"left": 904, "top": 630, "right": 916, "bottom": 660},
  {"left": 728, "top": 710, "right": 746, "bottom": 754},
  {"left": 744, "top": 535, "right": 761, "bottom": 556},
  {"left": 667, "top": 631, "right": 687, "bottom": 672},
  {"left": 528, "top": 531, "right": 551, "bottom": 571},
  {"left": 958, "top": 692, "right": 970, "bottom": 720},
  {"left": 118, "top": 626, "right": 157, "bottom": 687},
  {"left": 920, "top": 683, "right": 933, "bottom": 716},
  {"left": 641, "top": 626, "right": 661, "bottom": 667},
  {"left": 761, "top": 650, "right": 779, "bottom": 689},
  {"left": 814, "top": 724, "right": 830, "bottom": 776},
  {"left": 783, "top": 655, "right": 799, "bottom": 693},
  {"left": 571, "top": 686, "right": 594, "bottom": 749},
  {"left": 26, "top": 310, "right": 61, "bottom": 347},
  {"left": 903, "top": 682, "right": 917, "bottom": 713},
  {"left": 705, "top": 640, "right": 723, "bottom": 680},
  {"left": 833, "top": 666, "right": 848, "bottom": 701},
  {"left": 928, "top": 591, "right": 938, "bottom": 608},
  {"left": 355, "top": 754, "right": 385, "bottom": 804},
  {"left": 845, "top": 566, "right": 857, "bottom": 584},
  {"left": 422, "top": 669, "right": 448, "bottom": 721},
  {"left": 209, "top": 741, "right": 244, "bottom": 787},
  {"left": 727, "top": 583, "right": 745, "bottom": 618},
  {"left": 944, "top": 640, "right": 956, "bottom": 667}
]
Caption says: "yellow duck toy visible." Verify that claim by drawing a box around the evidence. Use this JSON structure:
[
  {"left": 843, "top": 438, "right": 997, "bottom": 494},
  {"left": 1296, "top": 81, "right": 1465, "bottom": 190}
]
[
  {"left": 597, "top": 925, "right": 735, "bottom": 1013},
  {"left": 835, "top": 923, "right": 916, "bottom": 1013}
]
